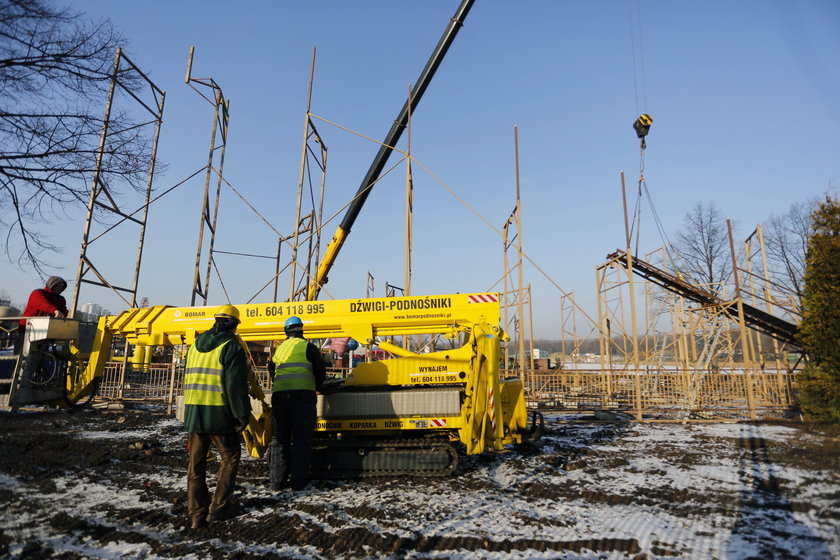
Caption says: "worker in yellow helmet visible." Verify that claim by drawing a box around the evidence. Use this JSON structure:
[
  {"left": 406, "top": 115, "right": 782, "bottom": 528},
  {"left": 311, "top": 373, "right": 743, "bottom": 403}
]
[
  {"left": 267, "top": 315, "right": 326, "bottom": 492},
  {"left": 183, "top": 304, "right": 251, "bottom": 529}
]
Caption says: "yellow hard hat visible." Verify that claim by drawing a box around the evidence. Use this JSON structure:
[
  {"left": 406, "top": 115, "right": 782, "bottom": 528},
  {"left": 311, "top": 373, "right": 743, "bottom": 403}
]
[{"left": 214, "top": 304, "right": 240, "bottom": 322}]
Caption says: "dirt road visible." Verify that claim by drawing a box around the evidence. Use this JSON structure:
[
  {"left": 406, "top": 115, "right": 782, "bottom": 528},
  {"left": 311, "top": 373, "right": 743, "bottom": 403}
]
[{"left": 0, "top": 406, "right": 837, "bottom": 559}]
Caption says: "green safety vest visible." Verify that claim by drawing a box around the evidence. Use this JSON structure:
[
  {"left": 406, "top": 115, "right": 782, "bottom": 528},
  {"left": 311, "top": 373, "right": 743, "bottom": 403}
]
[
  {"left": 272, "top": 337, "right": 315, "bottom": 392},
  {"left": 184, "top": 339, "right": 231, "bottom": 407}
]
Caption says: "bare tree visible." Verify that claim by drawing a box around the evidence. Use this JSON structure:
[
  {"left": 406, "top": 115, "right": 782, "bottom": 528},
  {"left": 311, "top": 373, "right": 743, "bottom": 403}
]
[
  {"left": 672, "top": 201, "right": 732, "bottom": 294},
  {"left": 763, "top": 199, "right": 814, "bottom": 307},
  {"left": 0, "top": 0, "right": 152, "bottom": 274}
]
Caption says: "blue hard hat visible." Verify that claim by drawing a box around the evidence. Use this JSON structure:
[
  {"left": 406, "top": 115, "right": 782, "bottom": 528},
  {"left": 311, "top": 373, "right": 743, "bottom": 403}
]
[{"left": 285, "top": 316, "right": 303, "bottom": 329}]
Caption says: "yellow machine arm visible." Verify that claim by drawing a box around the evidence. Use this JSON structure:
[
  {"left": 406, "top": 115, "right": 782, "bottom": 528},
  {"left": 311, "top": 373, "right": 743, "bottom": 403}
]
[
  {"left": 238, "top": 340, "right": 274, "bottom": 458},
  {"left": 78, "top": 293, "right": 497, "bottom": 348}
]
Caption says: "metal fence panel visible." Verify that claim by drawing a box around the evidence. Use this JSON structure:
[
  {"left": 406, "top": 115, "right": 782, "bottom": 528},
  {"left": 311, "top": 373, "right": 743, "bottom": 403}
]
[{"left": 95, "top": 364, "right": 798, "bottom": 421}]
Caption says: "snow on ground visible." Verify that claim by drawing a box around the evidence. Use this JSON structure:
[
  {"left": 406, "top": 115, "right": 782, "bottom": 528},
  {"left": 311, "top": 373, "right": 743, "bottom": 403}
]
[{"left": 0, "top": 409, "right": 838, "bottom": 559}]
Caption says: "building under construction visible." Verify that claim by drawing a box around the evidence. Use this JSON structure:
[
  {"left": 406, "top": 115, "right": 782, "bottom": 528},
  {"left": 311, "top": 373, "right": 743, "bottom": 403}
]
[{"left": 1, "top": 0, "right": 805, "bottom": 424}]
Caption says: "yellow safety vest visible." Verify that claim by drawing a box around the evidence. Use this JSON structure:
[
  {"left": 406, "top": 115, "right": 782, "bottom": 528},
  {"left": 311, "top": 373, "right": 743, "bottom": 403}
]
[
  {"left": 184, "top": 339, "right": 231, "bottom": 407},
  {"left": 272, "top": 337, "right": 315, "bottom": 392}
]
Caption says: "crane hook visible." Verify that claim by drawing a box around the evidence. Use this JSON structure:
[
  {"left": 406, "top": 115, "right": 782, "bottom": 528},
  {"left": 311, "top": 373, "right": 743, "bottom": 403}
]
[{"left": 633, "top": 113, "right": 652, "bottom": 150}]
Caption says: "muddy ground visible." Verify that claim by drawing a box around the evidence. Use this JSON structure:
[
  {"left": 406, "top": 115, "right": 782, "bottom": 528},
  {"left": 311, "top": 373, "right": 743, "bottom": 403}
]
[{"left": 0, "top": 405, "right": 838, "bottom": 559}]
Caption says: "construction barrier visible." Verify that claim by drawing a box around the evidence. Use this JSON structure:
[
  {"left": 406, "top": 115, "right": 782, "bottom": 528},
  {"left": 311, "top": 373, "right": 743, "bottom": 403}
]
[
  {"left": 96, "top": 363, "right": 798, "bottom": 422},
  {"left": 508, "top": 367, "right": 797, "bottom": 421}
]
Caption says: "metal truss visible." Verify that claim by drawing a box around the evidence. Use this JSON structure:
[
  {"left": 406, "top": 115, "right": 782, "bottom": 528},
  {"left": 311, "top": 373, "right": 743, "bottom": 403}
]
[
  {"left": 185, "top": 47, "right": 230, "bottom": 306},
  {"left": 71, "top": 48, "right": 165, "bottom": 314}
]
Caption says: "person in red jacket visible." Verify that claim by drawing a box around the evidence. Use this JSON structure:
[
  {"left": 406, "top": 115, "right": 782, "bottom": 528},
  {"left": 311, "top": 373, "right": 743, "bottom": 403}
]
[
  {"left": 16, "top": 276, "right": 69, "bottom": 353},
  {"left": 21, "top": 276, "right": 69, "bottom": 323}
]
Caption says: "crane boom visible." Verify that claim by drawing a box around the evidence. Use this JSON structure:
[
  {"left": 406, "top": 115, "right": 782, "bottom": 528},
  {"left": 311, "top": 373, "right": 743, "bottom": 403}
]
[{"left": 306, "top": 0, "right": 475, "bottom": 300}]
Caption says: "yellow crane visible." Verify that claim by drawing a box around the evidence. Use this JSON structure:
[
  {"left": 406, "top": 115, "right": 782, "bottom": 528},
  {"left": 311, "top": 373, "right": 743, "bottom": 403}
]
[{"left": 22, "top": 292, "right": 540, "bottom": 476}]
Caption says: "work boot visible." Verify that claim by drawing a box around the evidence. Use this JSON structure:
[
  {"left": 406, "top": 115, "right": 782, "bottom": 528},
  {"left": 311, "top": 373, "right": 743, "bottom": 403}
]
[
  {"left": 291, "top": 480, "right": 312, "bottom": 492},
  {"left": 208, "top": 504, "right": 242, "bottom": 522},
  {"left": 269, "top": 441, "right": 289, "bottom": 491}
]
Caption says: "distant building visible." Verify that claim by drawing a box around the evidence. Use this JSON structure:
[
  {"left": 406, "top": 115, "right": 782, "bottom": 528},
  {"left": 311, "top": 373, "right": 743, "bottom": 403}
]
[
  {"left": 79, "top": 302, "right": 103, "bottom": 322},
  {"left": 534, "top": 358, "right": 556, "bottom": 370}
]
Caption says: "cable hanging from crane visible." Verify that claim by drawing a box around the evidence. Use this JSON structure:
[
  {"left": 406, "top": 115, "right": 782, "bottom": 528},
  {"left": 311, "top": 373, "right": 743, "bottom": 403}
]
[
  {"left": 625, "top": 0, "right": 679, "bottom": 261},
  {"left": 628, "top": 113, "right": 653, "bottom": 256},
  {"left": 626, "top": 0, "right": 653, "bottom": 256},
  {"left": 624, "top": 2, "right": 685, "bottom": 278},
  {"left": 628, "top": 0, "right": 648, "bottom": 117},
  {"left": 630, "top": 114, "right": 680, "bottom": 273}
]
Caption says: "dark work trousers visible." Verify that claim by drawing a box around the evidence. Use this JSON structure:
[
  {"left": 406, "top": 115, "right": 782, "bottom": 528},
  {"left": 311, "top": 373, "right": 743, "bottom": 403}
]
[
  {"left": 187, "top": 432, "right": 241, "bottom": 523},
  {"left": 270, "top": 392, "right": 316, "bottom": 490}
]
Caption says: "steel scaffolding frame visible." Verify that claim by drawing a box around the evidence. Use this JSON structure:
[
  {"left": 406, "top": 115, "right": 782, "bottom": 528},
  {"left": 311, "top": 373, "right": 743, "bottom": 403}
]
[
  {"left": 501, "top": 126, "right": 533, "bottom": 382},
  {"left": 185, "top": 47, "right": 230, "bottom": 306},
  {"left": 595, "top": 221, "right": 802, "bottom": 421},
  {"left": 71, "top": 48, "right": 166, "bottom": 315},
  {"left": 288, "top": 48, "right": 329, "bottom": 302}
]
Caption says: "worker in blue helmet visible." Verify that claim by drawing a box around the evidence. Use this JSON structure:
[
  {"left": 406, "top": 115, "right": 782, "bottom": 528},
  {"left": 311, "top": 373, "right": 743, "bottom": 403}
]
[{"left": 267, "top": 315, "right": 326, "bottom": 491}]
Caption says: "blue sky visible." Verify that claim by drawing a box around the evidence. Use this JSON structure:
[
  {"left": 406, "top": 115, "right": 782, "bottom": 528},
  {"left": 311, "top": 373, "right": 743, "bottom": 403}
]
[{"left": 3, "top": 0, "right": 838, "bottom": 338}]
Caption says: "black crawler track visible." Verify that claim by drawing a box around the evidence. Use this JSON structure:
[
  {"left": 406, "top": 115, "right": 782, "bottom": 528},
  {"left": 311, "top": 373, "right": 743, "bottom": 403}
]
[{"left": 312, "top": 436, "right": 459, "bottom": 478}]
